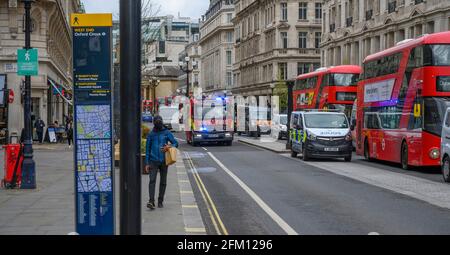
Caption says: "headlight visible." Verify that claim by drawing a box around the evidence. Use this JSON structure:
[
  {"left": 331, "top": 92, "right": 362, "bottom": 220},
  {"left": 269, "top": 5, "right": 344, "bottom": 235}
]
[
  {"left": 225, "top": 133, "right": 232, "bottom": 137},
  {"left": 429, "top": 148, "right": 440, "bottom": 159},
  {"left": 307, "top": 131, "right": 316, "bottom": 141},
  {"left": 195, "top": 134, "right": 202, "bottom": 138}
]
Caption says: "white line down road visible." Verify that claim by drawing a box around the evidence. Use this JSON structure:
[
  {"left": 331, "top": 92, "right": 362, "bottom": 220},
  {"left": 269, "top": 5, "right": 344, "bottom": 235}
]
[{"left": 207, "top": 152, "right": 299, "bottom": 235}]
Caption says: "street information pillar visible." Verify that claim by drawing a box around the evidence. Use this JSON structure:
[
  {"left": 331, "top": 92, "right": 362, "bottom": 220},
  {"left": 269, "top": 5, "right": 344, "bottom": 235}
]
[{"left": 71, "top": 14, "right": 114, "bottom": 235}]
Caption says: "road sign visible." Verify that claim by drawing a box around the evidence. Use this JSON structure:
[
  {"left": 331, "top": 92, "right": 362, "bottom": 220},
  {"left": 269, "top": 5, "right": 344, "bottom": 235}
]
[
  {"left": 17, "top": 48, "right": 38, "bottom": 76},
  {"left": 72, "top": 14, "right": 114, "bottom": 235}
]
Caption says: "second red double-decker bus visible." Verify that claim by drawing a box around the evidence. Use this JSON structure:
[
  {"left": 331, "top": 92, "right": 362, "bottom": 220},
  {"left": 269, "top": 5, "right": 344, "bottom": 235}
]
[
  {"left": 356, "top": 31, "right": 450, "bottom": 169},
  {"left": 293, "top": 65, "right": 361, "bottom": 117}
]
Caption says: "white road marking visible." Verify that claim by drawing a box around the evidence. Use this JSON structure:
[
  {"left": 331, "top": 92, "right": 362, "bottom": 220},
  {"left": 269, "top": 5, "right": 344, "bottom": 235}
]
[
  {"left": 177, "top": 137, "right": 186, "bottom": 142},
  {"left": 282, "top": 154, "right": 450, "bottom": 210},
  {"left": 368, "top": 232, "right": 380, "bottom": 235},
  {"left": 207, "top": 152, "right": 299, "bottom": 235},
  {"left": 202, "top": 147, "right": 208, "bottom": 151}
]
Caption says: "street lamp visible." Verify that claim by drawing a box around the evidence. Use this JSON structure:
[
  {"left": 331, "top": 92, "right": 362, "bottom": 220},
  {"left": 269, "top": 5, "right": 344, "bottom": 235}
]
[
  {"left": 20, "top": 0, "right": 36, "bottom": 189},
  {"left": 149, "top": 77, "right": 159, "bottom": 114},
  {"left": 179, "top": 56, "right": 196, "bottom": 98}
]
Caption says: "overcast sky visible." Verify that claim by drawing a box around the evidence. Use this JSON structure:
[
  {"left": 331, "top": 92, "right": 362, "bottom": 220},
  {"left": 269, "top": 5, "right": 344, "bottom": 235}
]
[{"left": 82, "top": 0, "right": 209, "bottom": 20}]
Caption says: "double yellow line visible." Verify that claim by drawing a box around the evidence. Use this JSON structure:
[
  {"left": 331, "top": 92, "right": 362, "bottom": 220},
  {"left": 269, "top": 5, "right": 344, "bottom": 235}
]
[{"left": 184, "top": 152, "right": 228, "bottom": 235}]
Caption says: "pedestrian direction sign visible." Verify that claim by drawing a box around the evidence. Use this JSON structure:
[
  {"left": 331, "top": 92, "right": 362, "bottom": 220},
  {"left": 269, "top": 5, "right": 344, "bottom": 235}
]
[
  {"left": 17, "top": 48, "right": 38, "bottom": 76},
  {"left": 72, "top": 14, "right": 114, "bottom": 235}
]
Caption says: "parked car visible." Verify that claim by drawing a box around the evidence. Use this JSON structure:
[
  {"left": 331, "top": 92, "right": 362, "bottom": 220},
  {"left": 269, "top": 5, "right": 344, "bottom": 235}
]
[
  {"left": 142, "top": 113, "right": 153, "bottom": 123},
  {"left": 440, "top": 108, "right": 450, "bottom": 183},
  {"left": 290, "top": 111, "right": 353, "bottom": 161},
  {"left": 271, "top": 114, "right": 288, "bottom": 140}
]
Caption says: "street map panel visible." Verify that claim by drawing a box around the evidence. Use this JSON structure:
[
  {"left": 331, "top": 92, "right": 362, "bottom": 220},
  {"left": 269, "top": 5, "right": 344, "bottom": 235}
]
[
  {"left": 76, "top": 105, "right": 111, "bottom": 139},
  {"left": 77, "top": 139, "right": 112, "bottom": 192}
]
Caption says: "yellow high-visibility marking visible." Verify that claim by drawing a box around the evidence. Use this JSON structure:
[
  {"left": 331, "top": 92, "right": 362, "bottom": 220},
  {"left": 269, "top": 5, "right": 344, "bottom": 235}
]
[{"left": 71, "top": 14, "right": 113, "bottom": 27}]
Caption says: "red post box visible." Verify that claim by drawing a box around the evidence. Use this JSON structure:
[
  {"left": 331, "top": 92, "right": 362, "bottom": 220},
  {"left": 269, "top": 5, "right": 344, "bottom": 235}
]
[{"left": 2, "top": 144, "right": 23, "bottom": 188}]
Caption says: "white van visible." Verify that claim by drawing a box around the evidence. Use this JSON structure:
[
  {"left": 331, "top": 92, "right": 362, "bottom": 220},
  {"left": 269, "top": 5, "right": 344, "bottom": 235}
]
[
  {"left": 440, "top": 109, "right": 450, "bottom": 183},
  {"left": 290, "top": 111, "right": 353, "bottom": 161},
  {"left": 158, "top": 106, "right": 179, "bottom": 130}
]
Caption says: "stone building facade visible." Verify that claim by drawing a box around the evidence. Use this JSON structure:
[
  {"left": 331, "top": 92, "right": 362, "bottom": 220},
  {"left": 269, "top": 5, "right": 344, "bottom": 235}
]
[
  {"left": 199, "top": 0, "right": 235, "bottom": 94},
  {"left": 0, "top": 0, "right": 82, "bottom": 143},
  {"left": 232, "top": 0, "right": 322, "bottom": 96},
  {"left": 321, "top": 0, "right": 450, "bottom": 67}
]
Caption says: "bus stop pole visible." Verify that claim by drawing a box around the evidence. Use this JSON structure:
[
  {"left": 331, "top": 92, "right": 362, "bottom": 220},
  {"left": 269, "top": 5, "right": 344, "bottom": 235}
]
[
  {"left": 119, "top": 0, "right": 142, "bottom": 235},
  {"left": 286, "top": 80, "right": 294, "bottom": 149}
]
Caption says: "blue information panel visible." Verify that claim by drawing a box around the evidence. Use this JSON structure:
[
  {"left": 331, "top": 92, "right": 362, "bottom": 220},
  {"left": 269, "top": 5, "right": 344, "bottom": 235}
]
[{"left": 72, "top": 15, "right": 114, "bottom": 235}]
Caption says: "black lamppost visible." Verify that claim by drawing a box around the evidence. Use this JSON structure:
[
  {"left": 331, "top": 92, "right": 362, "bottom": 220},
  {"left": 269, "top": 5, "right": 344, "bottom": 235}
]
[
  {"left": 120, "top": 0, "right": 142, "bottom": 235},
  {"left": 179, "top": 56, "right": 196, "bottom": 98},
  {"left": 20, "top": 0, "right": 36, "bottom": 189},
  {"left": 150, "top": 78, "right": 159, "bottom": 114}
]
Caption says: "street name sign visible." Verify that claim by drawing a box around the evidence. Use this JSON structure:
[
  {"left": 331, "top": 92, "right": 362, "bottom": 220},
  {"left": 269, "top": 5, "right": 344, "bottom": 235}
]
[
  {"left": 17, "top": 48, "right": 38, "bottom": 76},
  {"left": 71, "top": 13, "right": 114, "bottom": 235}
]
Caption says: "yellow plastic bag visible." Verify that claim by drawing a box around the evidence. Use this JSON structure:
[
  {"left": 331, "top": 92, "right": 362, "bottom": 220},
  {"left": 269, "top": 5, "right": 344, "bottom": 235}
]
[{"left": 165, "top": 147, "right": 177, "bottom": 166}]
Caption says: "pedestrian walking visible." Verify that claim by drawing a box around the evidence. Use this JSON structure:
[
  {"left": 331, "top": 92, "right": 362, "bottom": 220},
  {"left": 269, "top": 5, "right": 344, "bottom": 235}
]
[
  {"left": 66, "top": 121, "right": 73, "bottom": 148},
  {"left": 34, "top": 118, "right": 45, "bottom": 144},
  {"left": 145, "top": 115, "right": 178, "bottom": 210}
]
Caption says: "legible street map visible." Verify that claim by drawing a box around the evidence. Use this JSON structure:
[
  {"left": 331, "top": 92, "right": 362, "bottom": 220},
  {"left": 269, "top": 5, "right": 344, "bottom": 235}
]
[
  {"left": 77, "top": 139, "right": 112, "bottom": 192},
  {"left": 76, "top": 105, "right": 111, "bottom": 139}
]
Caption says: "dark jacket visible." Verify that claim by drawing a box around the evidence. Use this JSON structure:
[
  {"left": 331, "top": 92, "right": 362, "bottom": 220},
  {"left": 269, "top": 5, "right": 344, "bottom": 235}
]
[
  {"left": 145, "top": 128, "right": 178, "bottom": 164},
  {"left": 34, "top": 120, "right": 45, "bottom": 132}
]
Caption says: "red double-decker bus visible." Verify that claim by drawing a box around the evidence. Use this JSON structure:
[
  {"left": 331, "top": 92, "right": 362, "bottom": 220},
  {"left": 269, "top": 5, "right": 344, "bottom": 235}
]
[
  {"left": 293, "top": 65, "right": 361, "bottom": 117},
  {"left": 356, "top": 31, "right": 450, "bottom": 169}
]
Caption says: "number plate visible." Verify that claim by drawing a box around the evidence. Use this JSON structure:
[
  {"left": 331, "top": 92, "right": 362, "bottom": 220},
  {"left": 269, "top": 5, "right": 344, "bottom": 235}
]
[
  {"left": 209, "top": 134, "right": 219, "bottom": 138},
  {"left": 324, "top": 147, "right": 339, "bottom": 152}
]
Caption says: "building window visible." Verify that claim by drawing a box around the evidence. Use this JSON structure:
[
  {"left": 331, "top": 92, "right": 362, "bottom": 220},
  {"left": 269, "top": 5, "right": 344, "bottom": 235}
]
[
  {"left": 281, "top": 32, "right": 288, "bottom": 48},
  {"left": 226, "top": 51, "right": 232, "bottom": 65},
  {"left": 427, "top": 21, "right": 435, "bottom": 34},
  {"left": 315, "top": 32, "right": 321, "bottom": 48},
  {"left": 298, "top": 32, "right": 307, "bottom": 48},
  {"left": 297, "top": 63, "right": 310, "bottom": 75},
  {"left": 226, "top": 31, "right": 233, "bottom": 42},
  {"left": 159, "top": 40, "right": 165, "bottom": 54},
  {"left": 299, "top": 2, "right": 307, "bottom": 20},
  {"left": 281, "top": 3, "right": 288, "bottom": 21},
  {"left": 226, "top": 72, "right": 233, "bottom": 87},
  {"left": 313, "top": 63, "right": 320, "bottom": 71},
  {"left": 194, "top": 74, "right": 199, "bottom": 83},
  {"left": 315, "top": 3, "right": 322, "bottom": 20},
  {"left": 227, "top": 13, "right": 233, "bottom": 23},
  {"left": 278, "top": 63, "right": 288, "bottom": 80}
]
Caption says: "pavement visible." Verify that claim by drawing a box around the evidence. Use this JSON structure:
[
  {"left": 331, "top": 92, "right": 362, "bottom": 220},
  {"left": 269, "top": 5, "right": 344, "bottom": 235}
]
[
  {"left": 237, "top": 136, "right": 290, "bottom": 153},
  {"left": 0, "top": 142, "right": 204, "bottom": 235}
]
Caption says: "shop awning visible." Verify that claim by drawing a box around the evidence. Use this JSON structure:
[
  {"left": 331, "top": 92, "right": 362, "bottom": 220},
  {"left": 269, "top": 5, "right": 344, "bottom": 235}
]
[{"left": 48, "top": 79, "right": 73, "bottom": 106}]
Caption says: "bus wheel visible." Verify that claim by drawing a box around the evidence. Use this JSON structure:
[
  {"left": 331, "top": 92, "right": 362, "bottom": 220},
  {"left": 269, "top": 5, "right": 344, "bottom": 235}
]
[
  {"left": 401, "top": 142, "right": 410, "bottom": 170},
  {"left": 442, "top": 156, "right": 450, "bottom": 183},
  {"left": 364, "top": 139, "right": 373, "bottom": 162}
]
